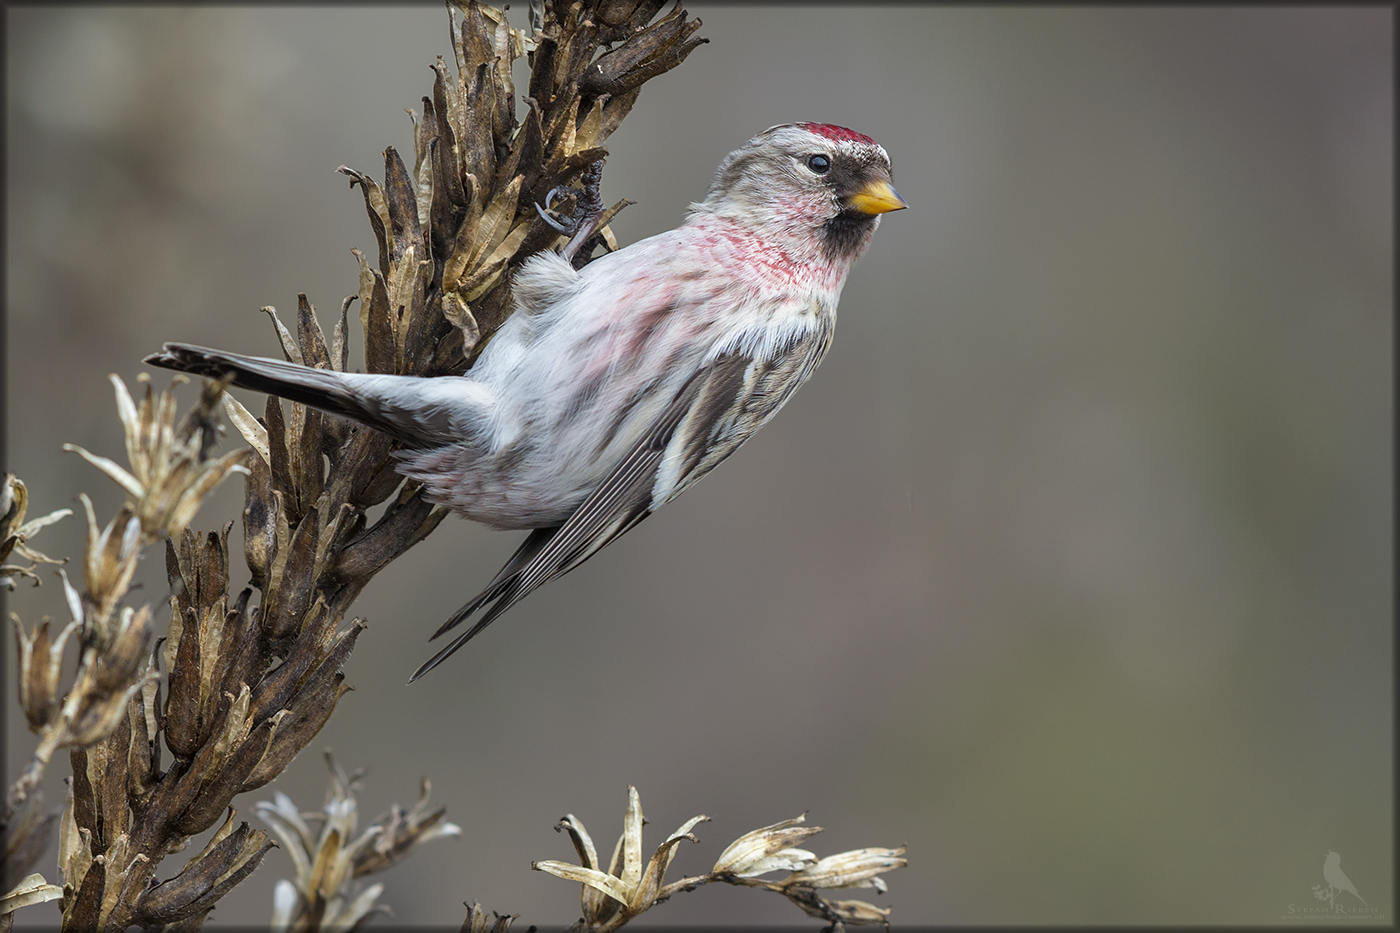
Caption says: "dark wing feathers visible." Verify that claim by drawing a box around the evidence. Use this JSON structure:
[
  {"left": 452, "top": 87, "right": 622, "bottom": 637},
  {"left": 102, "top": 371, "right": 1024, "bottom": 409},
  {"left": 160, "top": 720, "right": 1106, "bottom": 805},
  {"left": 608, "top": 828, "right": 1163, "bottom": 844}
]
[
  {"left": 427, "top": 527, "right": 556, "bottom": 640},
  {"left": 409, "top": 448, "right": 659, "bottom": 680},
  {"left": 672, "top": 355, "right": 753, "bottom": 481},
  {"left": 408, "top": 354, "right": 755, "bottom": 682},
  {"left": 668, "top": 340, "right": 827, "bottom": 499}
]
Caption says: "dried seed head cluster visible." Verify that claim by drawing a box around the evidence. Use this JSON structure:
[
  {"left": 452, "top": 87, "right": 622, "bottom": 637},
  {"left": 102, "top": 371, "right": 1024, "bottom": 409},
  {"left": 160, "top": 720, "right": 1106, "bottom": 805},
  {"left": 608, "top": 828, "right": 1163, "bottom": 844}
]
[
  {"left": 460, "top": 900, "right": 521, "bottom": 933},
  {"left": 11, "top": 610, "right": 79, "bottom": 737},
  {"left": 0, "top": 474, "right": 70, "bottom": 590},
  {"left": 535, "top": 786, "right": 709, "bottom": 931},
  {"left": 64, "top": 374, "right": 250, "bottom": 544},
  {"left": 256, "top": 753, "right": 461, "bottom": 932},
  {"left": 48, "top": 381, "right": 290, "bottom": 929},
  {"left": 534, "top": 788, "right": 907, "bottom": 931},
  {"left": 330, "top": 0, "right": 705, "bottom": 379},
  {"left": 711, "top": 814, "right": 824, "bottom": 877},
  {"left": 122, "top": 808, "right": 272, "bottom": 927},
  {"left": 3, "top": 376, "right": 275, "bottom": 930}
]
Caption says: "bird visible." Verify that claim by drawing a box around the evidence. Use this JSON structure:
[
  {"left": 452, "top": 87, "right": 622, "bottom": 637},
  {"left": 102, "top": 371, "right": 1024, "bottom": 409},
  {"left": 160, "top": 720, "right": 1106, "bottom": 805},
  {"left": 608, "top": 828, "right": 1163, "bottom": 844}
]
[
  {"left": 1323, "top": 851, "right": 1365, "bottom": 905},
  {"left": 146, "top": 123, "right": 907, "bottom": 681}
]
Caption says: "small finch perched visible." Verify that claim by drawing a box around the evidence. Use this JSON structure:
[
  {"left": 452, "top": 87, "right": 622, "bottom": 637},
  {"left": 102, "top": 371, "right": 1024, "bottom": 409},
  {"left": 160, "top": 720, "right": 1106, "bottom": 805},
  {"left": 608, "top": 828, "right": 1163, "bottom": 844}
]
[{"left": 146, "top": 123, "right": 906, "bottom": 680}]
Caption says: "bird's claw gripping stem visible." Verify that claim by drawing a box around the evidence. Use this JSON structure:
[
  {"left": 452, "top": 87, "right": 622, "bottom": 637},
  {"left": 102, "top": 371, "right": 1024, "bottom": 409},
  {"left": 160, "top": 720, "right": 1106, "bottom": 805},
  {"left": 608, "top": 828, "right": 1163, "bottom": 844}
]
[
  {"left": 533, "top": 159, "right": 608, "bottom": 266},
  {"left": 534, "top": 187, "right": 577, "bottom": 234}
]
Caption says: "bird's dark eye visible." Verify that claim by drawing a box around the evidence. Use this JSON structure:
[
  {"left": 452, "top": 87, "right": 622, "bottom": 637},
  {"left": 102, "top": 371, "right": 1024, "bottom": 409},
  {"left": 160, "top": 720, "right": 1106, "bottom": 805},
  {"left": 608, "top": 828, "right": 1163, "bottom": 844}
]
[{"left": 806, "top": 154, "right": 831, "bottom": 174}]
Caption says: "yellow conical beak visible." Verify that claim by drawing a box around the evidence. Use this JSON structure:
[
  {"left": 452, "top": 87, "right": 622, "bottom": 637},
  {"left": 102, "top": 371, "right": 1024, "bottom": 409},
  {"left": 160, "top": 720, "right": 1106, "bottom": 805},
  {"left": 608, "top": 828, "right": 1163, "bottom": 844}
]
[{"left": 846, "top": 179, "right": 908, "bottom": 215}]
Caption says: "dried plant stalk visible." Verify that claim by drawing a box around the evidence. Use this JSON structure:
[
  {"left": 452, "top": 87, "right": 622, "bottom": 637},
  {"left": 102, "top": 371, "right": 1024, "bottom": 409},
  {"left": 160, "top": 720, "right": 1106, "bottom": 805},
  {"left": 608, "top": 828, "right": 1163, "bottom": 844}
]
[
  {"left": 256, "top": 752, "right": 461, "bottom": 931},
  {"left": 6, "top": 2, "right": 705, "bottom": 929},
  {"left": 3, "top": 377, "right": 260, "bottom": 931},
  {"left": 533, "top": 787, "right": 907, "bottom": 931}
]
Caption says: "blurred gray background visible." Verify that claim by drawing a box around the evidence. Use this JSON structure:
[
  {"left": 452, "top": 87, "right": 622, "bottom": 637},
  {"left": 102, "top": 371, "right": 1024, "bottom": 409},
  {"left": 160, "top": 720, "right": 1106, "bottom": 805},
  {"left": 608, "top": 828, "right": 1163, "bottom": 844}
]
[{"left": 5, "top": 5, "right": 1392, "bottom": 926}]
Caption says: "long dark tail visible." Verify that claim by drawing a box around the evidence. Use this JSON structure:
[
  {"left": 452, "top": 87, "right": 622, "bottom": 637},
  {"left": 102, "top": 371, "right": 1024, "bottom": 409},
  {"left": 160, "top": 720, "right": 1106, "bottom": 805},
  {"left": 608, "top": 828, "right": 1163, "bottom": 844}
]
[
  {"left": 145, "top": 343, "right": 445, "bottom": 447},
  {"left": 151, "top": 342, "right": 549, "bottom": 682}
]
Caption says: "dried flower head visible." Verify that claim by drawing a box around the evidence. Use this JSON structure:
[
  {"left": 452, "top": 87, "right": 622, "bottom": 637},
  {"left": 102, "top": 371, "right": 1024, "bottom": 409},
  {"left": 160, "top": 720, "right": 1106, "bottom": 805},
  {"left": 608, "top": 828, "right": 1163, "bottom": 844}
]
[
  {"left": 711, "top": 814, "right": 822, "bottom": 878},
  {"left": 533, "top": 786, "right": 708, "bottom": 931},
  {"left": 352, "top": 775, "right": 462, "bottom": 877},
  {"left": 461, "top": 900, "right": 520, "bottom": 933},
  {"left": 0, "top": 474, "right": 70, "bottom": 589},
  {"left": 64, "top": 374, "right": 249, "bottom": 542},
  {"left": 536, "top": 790, "right": 907, "bottom": 930},
  {"left": 821, "top": 898, "right": 894, "bottom": 924},
  {"left": 133, "top": 809, "right": 274, "bottom": 926},
  {"left": 255, "top": 752, "right": 460, "bottom": 932},
  {"left": 783, "top": 846, "right": 909, "bottom": 895},
  {"left": 73, "top": 498, "right": 142, "bottom": 639},
  {"left": 10, "top": 614, "right": 79, "bottom": 734}
]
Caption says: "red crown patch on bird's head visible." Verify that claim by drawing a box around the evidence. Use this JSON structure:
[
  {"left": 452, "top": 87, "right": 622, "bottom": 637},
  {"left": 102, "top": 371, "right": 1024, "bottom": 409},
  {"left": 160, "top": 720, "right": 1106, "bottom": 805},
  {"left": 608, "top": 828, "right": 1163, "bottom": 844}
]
[{"left": 799, "top": 123, "right": 876, "bottom": 146}]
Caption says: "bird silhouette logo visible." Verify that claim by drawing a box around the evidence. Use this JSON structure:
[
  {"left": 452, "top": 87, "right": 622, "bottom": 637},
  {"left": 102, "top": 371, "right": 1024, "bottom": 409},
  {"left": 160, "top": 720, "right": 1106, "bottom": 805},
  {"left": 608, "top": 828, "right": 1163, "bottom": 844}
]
[{"left": 1312, "top": 850, "right": 1366, "bottom": 909}]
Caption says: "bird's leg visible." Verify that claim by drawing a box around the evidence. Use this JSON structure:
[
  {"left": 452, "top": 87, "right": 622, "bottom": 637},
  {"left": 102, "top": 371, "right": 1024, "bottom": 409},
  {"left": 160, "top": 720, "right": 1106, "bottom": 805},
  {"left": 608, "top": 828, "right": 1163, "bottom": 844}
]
[
  {"left": 562, "top": 160, "right": 607, "bottom": 262},
  {"left": 533, "top": 159, "right": 609, "bottom": 268}
]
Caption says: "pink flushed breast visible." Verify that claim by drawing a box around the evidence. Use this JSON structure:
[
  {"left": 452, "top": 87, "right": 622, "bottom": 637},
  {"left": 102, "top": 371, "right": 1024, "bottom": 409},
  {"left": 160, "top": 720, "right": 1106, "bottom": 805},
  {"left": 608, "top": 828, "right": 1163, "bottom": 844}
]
[
  {"left": 567, "top": 265, "right": 695, "bottom": 386},
  {"left": 686, "top": 215, "right": 846, "bottom": 294}
]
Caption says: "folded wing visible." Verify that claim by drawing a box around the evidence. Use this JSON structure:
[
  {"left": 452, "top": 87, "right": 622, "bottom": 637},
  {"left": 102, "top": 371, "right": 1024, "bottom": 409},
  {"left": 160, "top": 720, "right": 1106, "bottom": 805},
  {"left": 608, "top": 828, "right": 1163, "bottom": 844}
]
[{"left": 407, "top": 332, "right": 829, "bottom": 681}]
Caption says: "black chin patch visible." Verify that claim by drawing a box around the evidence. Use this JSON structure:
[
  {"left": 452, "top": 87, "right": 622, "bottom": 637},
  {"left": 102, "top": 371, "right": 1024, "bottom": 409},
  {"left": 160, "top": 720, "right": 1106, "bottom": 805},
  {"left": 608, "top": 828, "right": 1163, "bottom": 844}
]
[{"left": 821, "top": 208, "right": 879, "bottom": 262}]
